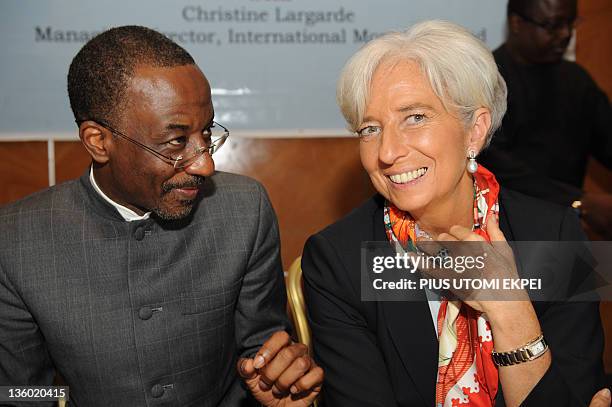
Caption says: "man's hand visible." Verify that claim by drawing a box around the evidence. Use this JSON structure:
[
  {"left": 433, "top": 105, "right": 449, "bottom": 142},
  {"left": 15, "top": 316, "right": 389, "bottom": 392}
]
[
  {"left": 590, "top": 388, "right": 611, "bottom": 407},
  {"left": 237, "top": 331, "right": 323, "bottom": 406}
]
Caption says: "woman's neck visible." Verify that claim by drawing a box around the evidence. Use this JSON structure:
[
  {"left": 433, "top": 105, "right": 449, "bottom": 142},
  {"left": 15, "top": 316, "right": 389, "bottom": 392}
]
[{"left": 410, "top": 172, "right": 474, "bottom": 239}]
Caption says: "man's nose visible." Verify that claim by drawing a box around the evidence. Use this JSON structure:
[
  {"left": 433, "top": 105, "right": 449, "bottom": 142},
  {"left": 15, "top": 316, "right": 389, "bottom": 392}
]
[{"left": 184, "top": 153, "right": 215, "bottom": 177}]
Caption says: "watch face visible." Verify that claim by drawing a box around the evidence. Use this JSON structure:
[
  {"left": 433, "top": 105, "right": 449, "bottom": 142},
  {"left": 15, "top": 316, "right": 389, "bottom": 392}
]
[{"left": 529, "top": 341, "right": 546, "bottom": 356}]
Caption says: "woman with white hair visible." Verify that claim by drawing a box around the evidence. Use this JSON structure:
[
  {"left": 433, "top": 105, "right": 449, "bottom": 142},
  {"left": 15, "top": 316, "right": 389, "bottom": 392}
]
[{"left": 302, "top": 20, "right": 604, "bottom": 406}]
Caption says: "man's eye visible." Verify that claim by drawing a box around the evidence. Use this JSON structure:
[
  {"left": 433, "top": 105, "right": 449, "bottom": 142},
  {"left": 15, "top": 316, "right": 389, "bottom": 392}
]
[
  {"left": 167, "top": 136, "right": 187, "bottom": 146},
  {"left": 357, "top": 126, "right": 381, "bottom": 138}
]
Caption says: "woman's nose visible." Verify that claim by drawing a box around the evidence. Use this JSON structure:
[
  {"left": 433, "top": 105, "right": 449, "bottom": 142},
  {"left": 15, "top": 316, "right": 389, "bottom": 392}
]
[{"left": 378, "top": 127, "right": 408, "bottom": 165}]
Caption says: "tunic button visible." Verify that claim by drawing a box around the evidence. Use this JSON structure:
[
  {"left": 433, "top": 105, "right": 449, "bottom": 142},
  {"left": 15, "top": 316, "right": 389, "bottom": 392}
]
[
  {"left": 151, "top": 384, "right": 164, "bottom": 398},
  {"left": 138, "top": 307, "right": 153, "bottom": 320},
  {"left": 134, "top": 226, "right": 145, "bottom": 241}
]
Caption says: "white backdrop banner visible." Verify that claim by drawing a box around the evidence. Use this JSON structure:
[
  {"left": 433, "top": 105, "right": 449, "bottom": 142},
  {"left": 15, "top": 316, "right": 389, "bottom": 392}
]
[{"left": 0, "top": 0, "right": 507, "bottom": 139}]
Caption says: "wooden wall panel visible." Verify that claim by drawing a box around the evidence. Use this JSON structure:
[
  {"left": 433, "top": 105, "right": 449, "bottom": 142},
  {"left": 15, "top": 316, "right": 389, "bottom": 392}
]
[
  {"left": 576, "top": 0, "right": 612, "bottom": 375},
  {"left": 212, "top": 137, "right": 374, "bottom": 269},
  {"left": 0, "top": 142, "right": 48, "bottom": 205},
  {"left": 54, "top": 141, "right": 91, "bottom": 184},
  {"left": 577, "top": 0, "right": 612, "bottom": 99}
]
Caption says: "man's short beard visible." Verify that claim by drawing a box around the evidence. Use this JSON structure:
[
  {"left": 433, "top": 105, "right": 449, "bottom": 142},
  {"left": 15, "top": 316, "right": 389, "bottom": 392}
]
[
  {"left": 153, "top": 200, "right": 195, "bottom": 220},
  {"left": 153, "top": 175, "right": 205, "bottom": 220}
]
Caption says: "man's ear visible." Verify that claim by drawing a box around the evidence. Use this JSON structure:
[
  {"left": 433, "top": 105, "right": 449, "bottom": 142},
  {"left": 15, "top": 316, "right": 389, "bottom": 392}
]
[
  {"left": 508, "top": 14, "right": 521, "bottom": 35},
  {"left": 467, "top": 107, "right": 492, "bottom": 154},
  {"left": 79, "top": 121, "right": 111, "bottom": 164}
]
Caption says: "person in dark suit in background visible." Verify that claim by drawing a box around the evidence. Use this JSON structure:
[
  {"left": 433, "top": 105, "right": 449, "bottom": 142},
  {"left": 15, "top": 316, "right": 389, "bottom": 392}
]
[
  {"left": 0, "top": 26, "right": 322, "bottom": 406},
  {"left": 480, "top": 0, "right": 612, "bottom": 239},
  {"left": 302, "top": 20, "right": 605, "bottom": 406}
]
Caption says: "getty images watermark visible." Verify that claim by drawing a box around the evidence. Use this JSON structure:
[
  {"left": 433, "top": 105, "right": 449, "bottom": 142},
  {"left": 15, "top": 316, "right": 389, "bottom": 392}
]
[
  {"left": 361, "top": 241, "right": 612, "bottom": 302},
  {"left": 371, "top": 251, "right": 541, "bottom": 292}
]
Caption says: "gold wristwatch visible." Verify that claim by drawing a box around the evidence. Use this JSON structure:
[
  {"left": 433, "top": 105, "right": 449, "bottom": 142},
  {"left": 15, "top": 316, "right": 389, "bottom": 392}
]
[{"left": 491, "top": 334, "right": 548, "bottom": 366}]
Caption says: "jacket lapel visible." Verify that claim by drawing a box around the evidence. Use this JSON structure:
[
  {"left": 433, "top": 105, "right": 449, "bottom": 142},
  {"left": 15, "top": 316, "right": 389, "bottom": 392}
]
[{"left": 372, "top": 198, "right": 438, "bottom": 406}]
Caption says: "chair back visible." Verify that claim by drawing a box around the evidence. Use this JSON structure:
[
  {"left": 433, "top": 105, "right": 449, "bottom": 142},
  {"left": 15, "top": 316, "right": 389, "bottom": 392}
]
[
  {"left": 286, "top": 256, "right": 320, "bottom": 406},
  {"left": 286, "top": 256, "right": 312, "bottom": 351}
]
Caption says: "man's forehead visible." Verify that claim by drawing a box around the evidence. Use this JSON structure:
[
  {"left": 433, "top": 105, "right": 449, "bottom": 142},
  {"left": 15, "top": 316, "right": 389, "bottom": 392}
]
[
  {"left": 129, "top": 64, "right": 210, "bottom": 96},
  {"left": 535, "top": 0, "right": 577, "bottom": 19},
  {"left": 122, "top": 64, "right": 212, "bottom": 117},
  {"left": 117, "top": 64, "right": 213, "bottom": 132}
]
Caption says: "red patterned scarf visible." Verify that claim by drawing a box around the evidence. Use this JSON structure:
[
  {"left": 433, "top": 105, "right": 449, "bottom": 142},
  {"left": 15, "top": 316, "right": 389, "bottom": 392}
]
[{"left": 383, "top": 165, "right": 500, "bottom": 406}]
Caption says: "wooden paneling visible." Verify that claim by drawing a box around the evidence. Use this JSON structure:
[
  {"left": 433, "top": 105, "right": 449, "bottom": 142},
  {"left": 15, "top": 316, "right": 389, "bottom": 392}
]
[
  {"left": 54, "top": 141, "right": 91, "bottom": 184},
  {"left": 213, "top": 137, "right": 374, "bottom": 269},
  {"left": 0, "top": 142, "right": 48, "bottom": 205},
  {"left": 577, "top": 0, "right": 612, "bottom": 375},
  {"left": 577, "top": 0, "right": 612, "bottom": 99}
]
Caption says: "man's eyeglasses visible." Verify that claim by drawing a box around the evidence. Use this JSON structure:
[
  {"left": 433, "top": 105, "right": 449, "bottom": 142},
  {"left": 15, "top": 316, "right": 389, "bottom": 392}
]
[
  {"left": 76, "top": 118, "right": 229, "bottom": 169},
  {"left": 511, "top": 9, "right": 579, "bottom": 35}
]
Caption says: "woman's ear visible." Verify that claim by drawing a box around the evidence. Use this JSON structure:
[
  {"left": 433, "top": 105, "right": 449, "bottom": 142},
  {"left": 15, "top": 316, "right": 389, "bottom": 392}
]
[
  {"left": 79, "top": 121, "right": 111, "bottom": 164},
  {"left": 467, "top": 107, "right": 492, "bottom": 154}
]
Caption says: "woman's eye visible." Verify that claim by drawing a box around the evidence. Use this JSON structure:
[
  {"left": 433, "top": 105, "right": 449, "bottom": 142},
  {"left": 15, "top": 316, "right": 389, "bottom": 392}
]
[
  {"left": 357, "top": 126, "right": 381, "bottom": 138},
  {"left": 407, "top": 114, "right": 426, "bottom": 124},
  {"left": 167, "top": 136, "right": 187, "bottom": 146}
]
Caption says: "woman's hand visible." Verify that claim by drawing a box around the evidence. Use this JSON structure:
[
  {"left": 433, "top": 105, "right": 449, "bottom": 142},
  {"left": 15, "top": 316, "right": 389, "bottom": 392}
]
[
  {"left": 590, "top": 388, "right": 612, "bottom": 407},
  {"left": 424, "top": 215, "right": 540, "bottom": 341},
  {"left": 416, "top": 214, "right": 529, "bottom": 316}
]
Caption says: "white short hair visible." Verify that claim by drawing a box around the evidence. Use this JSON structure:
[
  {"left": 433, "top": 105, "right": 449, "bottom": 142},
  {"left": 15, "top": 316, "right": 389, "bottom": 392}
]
[{"left": 337, "top": 20, "right": 507, "bottom": 147}]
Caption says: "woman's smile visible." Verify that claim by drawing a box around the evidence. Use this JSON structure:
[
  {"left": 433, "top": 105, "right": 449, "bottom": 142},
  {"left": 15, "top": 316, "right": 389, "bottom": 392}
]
[{"left": 387, "top": 167, "right": 428, "bottom": 186}]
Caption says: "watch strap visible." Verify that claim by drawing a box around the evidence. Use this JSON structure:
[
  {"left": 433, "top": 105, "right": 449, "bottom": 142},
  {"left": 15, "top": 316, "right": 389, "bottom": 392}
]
[{"left": 491, "top": 334, "right": 548, "bottom": 367}]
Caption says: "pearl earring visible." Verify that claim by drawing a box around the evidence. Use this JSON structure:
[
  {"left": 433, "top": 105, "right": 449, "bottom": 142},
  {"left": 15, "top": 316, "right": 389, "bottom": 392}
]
[{"left": 467, "top": 150, "right": 478, "bottom": 174}]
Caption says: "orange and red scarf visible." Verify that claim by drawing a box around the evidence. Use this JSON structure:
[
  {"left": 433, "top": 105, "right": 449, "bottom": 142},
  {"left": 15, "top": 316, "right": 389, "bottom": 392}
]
[{"left": 383, "top": 165, "right": 500, "bottom": 406}]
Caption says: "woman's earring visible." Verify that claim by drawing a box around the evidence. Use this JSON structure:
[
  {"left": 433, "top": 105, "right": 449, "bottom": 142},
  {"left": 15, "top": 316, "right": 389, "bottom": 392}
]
[{"left": 467, "top": 150, "right": 478, "bottom": 174}]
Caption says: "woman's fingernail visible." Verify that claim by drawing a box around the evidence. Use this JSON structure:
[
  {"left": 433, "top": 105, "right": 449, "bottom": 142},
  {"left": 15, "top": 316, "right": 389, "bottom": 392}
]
[
  {"left": 602, "top": 388, "right": 611, "bottom": 400},
  {"left": 239, "top": 359, "right": 247, "bottom": 374},
  {"left": 253, "top": 355, "right": 265, "bottom": 369},
  {"left": 290, "top": 385, "right": 299, "bottom": 394}
]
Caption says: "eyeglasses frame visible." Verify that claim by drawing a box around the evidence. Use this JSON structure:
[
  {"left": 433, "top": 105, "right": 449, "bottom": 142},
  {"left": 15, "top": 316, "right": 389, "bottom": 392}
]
[
  {"left": 75, "top": 117, "right": 229, "bottom": 169},
  {"left": 510, "top": 8, "right": 578, "bottom": 35}
]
